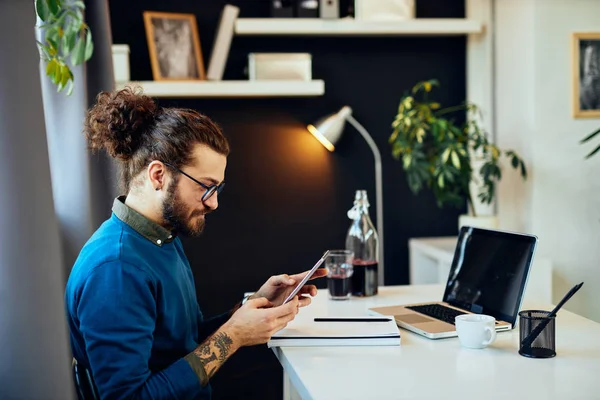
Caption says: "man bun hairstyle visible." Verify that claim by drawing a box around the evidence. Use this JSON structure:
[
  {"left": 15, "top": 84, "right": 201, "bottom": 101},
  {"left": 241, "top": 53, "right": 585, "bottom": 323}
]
[
  {"left": 83, "top": 86, "right": 229, "bottom": 193},
  {"left": 85, "top": 86, "right": 159, "bottom": 160}
]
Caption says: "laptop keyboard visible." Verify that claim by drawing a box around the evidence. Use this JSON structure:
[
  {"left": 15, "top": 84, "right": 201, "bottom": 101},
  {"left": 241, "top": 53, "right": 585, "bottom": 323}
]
[{"left": 406, "top": 304, "right": 466, "bottom": 325}]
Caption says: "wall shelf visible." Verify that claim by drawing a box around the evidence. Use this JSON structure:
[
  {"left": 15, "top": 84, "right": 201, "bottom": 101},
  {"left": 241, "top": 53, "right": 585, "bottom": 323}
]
[
  {"left": 116, "top": 80, "right": 325, "bottom": 98},
  {"left": 235, "top": 18, "right": 482, "bottom": 36},
  {"left": 118, "top": 19, "right": 481, "bottom": 98}
]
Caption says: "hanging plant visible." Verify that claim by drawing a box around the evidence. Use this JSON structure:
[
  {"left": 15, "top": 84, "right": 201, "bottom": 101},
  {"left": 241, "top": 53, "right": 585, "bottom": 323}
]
[{"left": 35, "top": 0, "right": 94, "bottom": 96}]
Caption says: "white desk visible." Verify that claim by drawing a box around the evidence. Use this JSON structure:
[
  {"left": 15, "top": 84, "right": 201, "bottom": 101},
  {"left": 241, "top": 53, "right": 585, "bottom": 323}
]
[{"left": 274, "top": 285, "right": 600, "bottom": 400}]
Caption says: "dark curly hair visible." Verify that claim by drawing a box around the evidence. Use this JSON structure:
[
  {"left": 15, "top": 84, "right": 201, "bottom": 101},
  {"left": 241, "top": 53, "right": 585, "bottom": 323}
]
[{"left": 84, "top": 86, "right": 229, "bottom": 193}]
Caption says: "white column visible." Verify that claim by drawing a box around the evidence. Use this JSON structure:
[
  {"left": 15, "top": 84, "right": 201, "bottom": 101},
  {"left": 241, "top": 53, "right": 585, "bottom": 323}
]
[
  {"left": 0, "top": 1, "right": 74, "bottom": 398},
  {"left": 494, "top": 0, "right": 536, "bottom": 233},
  {"left": 466, "top": 0, "right": 495, "bottom": 217}
]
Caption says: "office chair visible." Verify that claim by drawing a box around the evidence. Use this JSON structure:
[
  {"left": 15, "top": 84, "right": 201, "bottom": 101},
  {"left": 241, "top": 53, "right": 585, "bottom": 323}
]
[{"left": 72, "top": 358, "right": 100, "bottom": 400}]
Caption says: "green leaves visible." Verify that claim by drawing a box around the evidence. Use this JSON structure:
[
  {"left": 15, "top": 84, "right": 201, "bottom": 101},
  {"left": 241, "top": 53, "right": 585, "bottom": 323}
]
[
  {"left": 45, "top": 58, "right": 73, "bottom": 94},
  {"left": 411, "top": 79, "right": 439, "bottom": 95},
  {"left": 35, "top": 0, "right": 93, "bottom": 96},
  {"left": 441, "top": 148, "right": 451, "bottom": 164},
  {"left": 47, "top": 0, "right": 61, "bottom": 15},
  {"left": 71, "top": 32, "right": 85, "bottom": 65},
  {"left": 580, "top": 126, "right": 600, "bottom": 143},
  {"left": 36, "top": 0, "right": 50, "bottom": 21},
  {"left": 580, "top": 126, "right": 600, "bottom": 159},
  {"left": 389, "top": 80, "right": 529, "bottom": 211},
  {"left": 505, "top": 150, "right": 528, "bottom": 179},
  {"left": 61, "top": 25, "right": 77, "bottom": 55},
  {"left": 84, "top": 29, "right": 94, "bottom": 61},
  {"left": 450, "top": 150, "right": 461, "bottom": 169}
]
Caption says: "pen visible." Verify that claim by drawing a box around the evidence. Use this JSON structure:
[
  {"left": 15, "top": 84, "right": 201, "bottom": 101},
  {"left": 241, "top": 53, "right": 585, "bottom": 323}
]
[{"left": 314, "top": 318, "right": 392, "bottom": 322}]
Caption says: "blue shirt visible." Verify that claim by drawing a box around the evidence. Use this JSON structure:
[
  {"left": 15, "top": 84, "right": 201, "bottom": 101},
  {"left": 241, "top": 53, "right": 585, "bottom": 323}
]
[{"left": 65, "top": 198, "right": 221, "bottom": 399}]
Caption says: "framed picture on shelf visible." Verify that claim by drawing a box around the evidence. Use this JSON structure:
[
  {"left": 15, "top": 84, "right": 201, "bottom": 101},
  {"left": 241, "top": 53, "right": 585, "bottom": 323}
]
[
  {"left": 143, "top": 11, "right": 205, "bottom": 81},
  {"left": 572, "top": 32, "right": 600, "bottom": 118}
]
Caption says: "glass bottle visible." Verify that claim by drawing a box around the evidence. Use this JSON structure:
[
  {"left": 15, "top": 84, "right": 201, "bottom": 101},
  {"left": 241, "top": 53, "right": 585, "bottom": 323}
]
[{"left": 345, "top": 190, "right": 379, "bottom": 296}]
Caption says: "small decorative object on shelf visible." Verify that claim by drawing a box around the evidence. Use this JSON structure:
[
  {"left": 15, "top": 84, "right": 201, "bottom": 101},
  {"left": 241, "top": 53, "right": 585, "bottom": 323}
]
[
  {"left": 206, "top": 4, "right": 239, "bottom": 81},
  {"left": 248, "top": 53, "right": 312, "bottom": 81},
  {"left": 270, "top": 0, "right": 294, "bottom": 18},
  {"left": 319, "top": 0, "right": 339, "bottom": 19},
  {"left": 143, "top": 11, "right": 205, "bottom": 81},
  {"left": 296, "top": 0, "right": 319, "bottom": 18},
  {"left": 355, "top": 0, "right": 415, "bottom": 21},
  {"left": 112, "top": 45, "right": 131, "bottom": 84}
]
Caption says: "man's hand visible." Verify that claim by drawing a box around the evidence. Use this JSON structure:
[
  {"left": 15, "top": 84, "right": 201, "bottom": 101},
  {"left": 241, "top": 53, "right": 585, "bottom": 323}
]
[
  {"left": 222, "top": 297, "right": 300, "bottom": 347},
  {"left": 251, "top": 268, "right": 327, "bottom": 307},
  {"left": 186, "top": 297, "right": 300, "bottom": 384}
]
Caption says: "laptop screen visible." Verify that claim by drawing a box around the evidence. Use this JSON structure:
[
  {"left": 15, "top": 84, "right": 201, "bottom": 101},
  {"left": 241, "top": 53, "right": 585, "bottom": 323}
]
[{"left": 442, "top": 227, "right": 538, "bottom": 326}]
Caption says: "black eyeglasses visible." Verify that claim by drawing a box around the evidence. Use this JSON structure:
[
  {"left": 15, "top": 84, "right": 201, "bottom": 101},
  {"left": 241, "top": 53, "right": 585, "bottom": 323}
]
[{"left": 163, "top": 162, "right": 225, "bottom": 202}]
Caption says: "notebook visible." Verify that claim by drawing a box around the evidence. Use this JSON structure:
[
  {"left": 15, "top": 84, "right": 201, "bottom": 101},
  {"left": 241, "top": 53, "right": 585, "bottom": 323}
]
[{"left": 267, "top": 316, "right": 401, "bottom": 347}]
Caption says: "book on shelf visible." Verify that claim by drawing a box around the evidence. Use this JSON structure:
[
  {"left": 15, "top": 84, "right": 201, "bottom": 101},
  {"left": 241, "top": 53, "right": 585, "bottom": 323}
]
[
  {"left": 206, "top": 4, "right": 239, "bottom": 81},
  {"left": 267, "top": 316, "right": 401, "bottom": 347}
]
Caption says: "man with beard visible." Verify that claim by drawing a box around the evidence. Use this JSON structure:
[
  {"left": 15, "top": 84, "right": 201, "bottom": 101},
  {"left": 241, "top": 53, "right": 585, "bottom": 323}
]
[{"left": 64, "top": 87, "right": 325, "bottom": 400}]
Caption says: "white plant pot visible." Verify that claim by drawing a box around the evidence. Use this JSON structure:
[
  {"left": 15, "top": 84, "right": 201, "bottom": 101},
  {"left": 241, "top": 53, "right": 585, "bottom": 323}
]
[{"left": 458, "top": 215, "right": 499, "bottom": 231}]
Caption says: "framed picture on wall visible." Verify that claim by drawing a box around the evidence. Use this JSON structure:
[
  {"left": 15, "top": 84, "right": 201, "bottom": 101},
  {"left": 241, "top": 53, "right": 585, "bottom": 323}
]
[
  {"left": 143, "top": 11, "right": 205, "bottom": 81},
  {"left": 572, "top": 32, "right": 600, "bottom": 118}
]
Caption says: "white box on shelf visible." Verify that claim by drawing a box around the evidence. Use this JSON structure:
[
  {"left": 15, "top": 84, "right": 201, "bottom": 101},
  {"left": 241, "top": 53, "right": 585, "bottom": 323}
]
[
  {"left": 355, "top": 0, "right": 415, "bottom": 21},
  {"left": 112, "top": 44, "right": 130, "bottom": 83},
  {"left": 248, "top": 53, "right": 312, "bottom": 81}
]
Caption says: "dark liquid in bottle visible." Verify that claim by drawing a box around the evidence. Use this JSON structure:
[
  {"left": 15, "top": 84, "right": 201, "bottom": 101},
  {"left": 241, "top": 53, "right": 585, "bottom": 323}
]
[
  {"left": 351, "top": 260, "right": 378, "bottom": 296},
  {"left": 327, "top": 276, "right": 351, "bottom": 298}
]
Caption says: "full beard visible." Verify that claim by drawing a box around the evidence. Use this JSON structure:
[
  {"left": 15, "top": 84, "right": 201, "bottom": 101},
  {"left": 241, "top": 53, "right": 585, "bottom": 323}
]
[{"left": 162, "top": 181, "right": 206, "bottom": 237}]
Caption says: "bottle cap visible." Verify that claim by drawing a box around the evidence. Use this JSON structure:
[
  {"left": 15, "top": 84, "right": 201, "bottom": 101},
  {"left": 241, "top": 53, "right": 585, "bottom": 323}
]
[
  {"left": 348, "top": 190, "right": 369, "bottom": 219},
  {"left": 354, "top": 190, "right": 370, "bottom": 206}
]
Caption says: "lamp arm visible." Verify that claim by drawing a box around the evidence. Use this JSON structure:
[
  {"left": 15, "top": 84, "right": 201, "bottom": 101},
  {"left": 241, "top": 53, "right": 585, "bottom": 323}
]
[{"left": 347, "top": 115, "right": 385, "bottom": 286}]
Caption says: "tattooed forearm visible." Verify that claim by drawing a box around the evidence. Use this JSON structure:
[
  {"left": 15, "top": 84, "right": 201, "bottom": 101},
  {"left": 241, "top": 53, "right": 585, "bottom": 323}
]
[
  {"left": 213, "top": 332, "right": 233, "bottom": 363},
  {"left": 184, "top": 330, "right": 237, "bottom": 386}
]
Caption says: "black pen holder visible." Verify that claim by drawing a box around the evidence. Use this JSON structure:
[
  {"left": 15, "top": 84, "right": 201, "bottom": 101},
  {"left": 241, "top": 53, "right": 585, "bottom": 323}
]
[{"left": 518, "top": 310, "right": 556, "bottom": 358}]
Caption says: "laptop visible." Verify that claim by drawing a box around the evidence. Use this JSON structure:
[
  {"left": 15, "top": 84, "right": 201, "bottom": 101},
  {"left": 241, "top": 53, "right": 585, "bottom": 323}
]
[{"left": 369, "top": 226, "right": 538, "bottom": 339}]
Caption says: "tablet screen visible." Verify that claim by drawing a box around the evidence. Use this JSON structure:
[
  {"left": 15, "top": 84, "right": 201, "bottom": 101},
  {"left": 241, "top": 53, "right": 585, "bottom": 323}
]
[{"left": 282, "top": 250, "right": 330, "bottom": 305}]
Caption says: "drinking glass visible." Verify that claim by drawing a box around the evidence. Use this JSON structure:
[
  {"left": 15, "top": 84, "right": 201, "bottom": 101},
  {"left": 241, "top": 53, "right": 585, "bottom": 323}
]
[{"left": 325, "top": 250, "right": 354, "bottom": 300}]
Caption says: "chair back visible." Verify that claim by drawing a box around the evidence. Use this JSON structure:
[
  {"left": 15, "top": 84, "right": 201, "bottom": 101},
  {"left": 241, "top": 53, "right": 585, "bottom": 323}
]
[{"left": 72, "top": 358, "right": 100, "bottom": 400}]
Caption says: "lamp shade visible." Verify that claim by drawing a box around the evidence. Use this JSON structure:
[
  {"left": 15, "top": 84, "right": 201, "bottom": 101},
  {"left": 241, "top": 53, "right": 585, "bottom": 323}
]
[{"left": 307, "top": 106, "right": 353, "bottom": 152}]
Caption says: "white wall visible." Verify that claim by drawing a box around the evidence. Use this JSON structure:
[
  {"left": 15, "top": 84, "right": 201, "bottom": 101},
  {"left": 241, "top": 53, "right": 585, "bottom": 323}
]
[{"left": 496, "top": 0, "right": 600, "bottom": 322}]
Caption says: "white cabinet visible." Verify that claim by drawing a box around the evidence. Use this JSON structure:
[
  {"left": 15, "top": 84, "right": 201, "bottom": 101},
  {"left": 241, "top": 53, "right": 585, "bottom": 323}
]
[
  {"left": 408, "top": 236, "right": 553, "bottom": 304},
  {"left": 408, "top": 237, "right": 457, "bottom": 285}
]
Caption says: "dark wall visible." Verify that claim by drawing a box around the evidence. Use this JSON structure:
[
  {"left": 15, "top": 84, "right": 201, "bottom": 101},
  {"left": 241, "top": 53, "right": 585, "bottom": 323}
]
[{"left": 109, "top": 1, "right": 466, "bottom": 398}]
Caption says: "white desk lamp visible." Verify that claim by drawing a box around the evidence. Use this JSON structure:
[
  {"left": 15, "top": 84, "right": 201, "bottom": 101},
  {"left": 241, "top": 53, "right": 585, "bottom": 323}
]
[{"left": 307, "top": 106, "right": 384, "bottom": 286}]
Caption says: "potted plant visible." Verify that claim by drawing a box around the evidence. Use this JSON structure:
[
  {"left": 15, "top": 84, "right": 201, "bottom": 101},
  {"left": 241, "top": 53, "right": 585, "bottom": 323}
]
[
  {"left": 35, "top": 0, "right": 94, "bottom": 96},
  {"left": 389, "top": 79, "right": 527, "bottom": 229}
]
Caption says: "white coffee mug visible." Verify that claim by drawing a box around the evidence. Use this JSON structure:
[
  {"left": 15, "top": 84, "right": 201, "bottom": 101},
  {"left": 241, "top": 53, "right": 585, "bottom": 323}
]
[{"left": 455, "top": 314, "right": 497, "bottom": 349}]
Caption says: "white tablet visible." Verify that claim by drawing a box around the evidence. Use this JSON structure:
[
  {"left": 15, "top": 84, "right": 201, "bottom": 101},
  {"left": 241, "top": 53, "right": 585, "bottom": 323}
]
[{"left": 282, "top": 250, "right": 330, "bottom": 305}]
